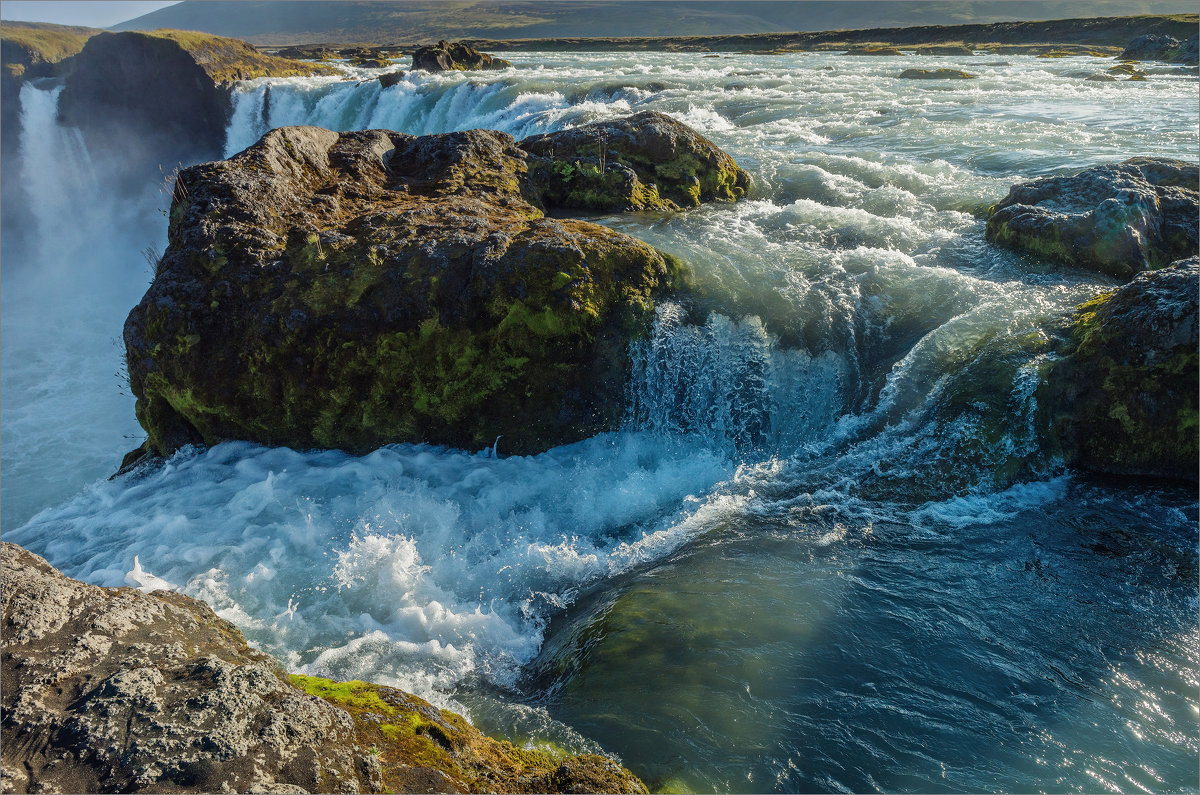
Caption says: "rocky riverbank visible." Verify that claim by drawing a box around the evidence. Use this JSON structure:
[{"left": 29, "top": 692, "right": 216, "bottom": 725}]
[{"left": 0, "top": 543, "right": 647, "bottom": 793}]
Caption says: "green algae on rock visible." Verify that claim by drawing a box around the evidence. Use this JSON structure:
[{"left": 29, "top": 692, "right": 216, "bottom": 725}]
[
  {"left": 125, "top": 116, "right": 746, "bottom": 459},
  {"left": 986, "top": 158, "right": 1199, "bottom": 279},
  {"left": 0, "top": 542, "right": 647, "bottom": 794},
  {"left": 291, "top": 675, "right": 647, "bottom": 793},
  {"left": 1041, "top": 257, "right": 1198, "bottom": 481},
  {"left": 412, "top": 39, "right": 512, "bottom": 71}
]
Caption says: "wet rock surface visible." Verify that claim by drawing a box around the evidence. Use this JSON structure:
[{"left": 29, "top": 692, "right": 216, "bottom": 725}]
[
  {"left": 898, "top": 68, "right": 976, "bottom": 78},
  {"left": 985, "top": 157, "right": 1199, "bottom": 279},
  {"left": 0, "top": 543, "right": 648, "bottom": 794},
  {"left": 124, "top": 113, "right": 748, "bottom": 459},
  {"left": 1042, "top": 257, "right": 1199, "bottom": 481},
  {"left": 1119, "top": 32, "right": 1199, "bottom": 63},
  {"left": 411, "top": 40, "right": 511, "bottom": 71}
]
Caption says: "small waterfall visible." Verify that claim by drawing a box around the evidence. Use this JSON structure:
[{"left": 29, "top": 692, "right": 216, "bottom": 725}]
[
  {"left": 626, "top": 302, "right": 848, "bottom": 454},
  {"left": 224, "top": 74, "right": 632, "bottom": 156}
]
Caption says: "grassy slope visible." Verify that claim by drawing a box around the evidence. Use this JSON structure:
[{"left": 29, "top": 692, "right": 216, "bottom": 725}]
[
  {"left": 127, "top": 28, "right": 339, "bottom": 80},
  {"left": 111, "top": 0, "right": 1200, "bottom": 46},
  {"left": 1, "top": 20, "right": 100, "bottom": 73}
]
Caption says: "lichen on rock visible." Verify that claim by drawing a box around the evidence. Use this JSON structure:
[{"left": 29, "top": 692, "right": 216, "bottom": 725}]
[
  {"left": 985, "top": 157, "right": 1199, "bottom": 279},
  {"left": 124, "top": 115, "right": 747, "bottom": 459}
]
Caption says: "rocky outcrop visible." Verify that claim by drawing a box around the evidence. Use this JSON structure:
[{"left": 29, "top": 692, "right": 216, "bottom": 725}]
[
  {"left": 123, "top": 113, "right": 748, "bottom": 459},
  {"left": 55, "top": 30, "right": 337, "bottom": 192},
  {"left": 411, "top": 40, "right": 511, "bottom": 71},
  {"left": 986, "top": 158, "right": 1199, "bottom": 279},
  {"left": 1119, "top": 33, "right": 1199, "bottom": 63},
  {"left": 521, "top": 110, "right": 750, "bottom": 211},
  {"left": 898, "top": 68, "right": 976, "bottom": 79},
  {"left": 0, "top": 542, "right": 648, "bottom": 794},
  {"left": 1041, "top": 258, "right": 1198, "bottom": 481},
  {"left": 844, "top": 46, "right": 906, "bottom": 55}
]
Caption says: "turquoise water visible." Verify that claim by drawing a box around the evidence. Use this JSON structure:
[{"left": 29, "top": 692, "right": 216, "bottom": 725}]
[{"left": 3, "top": 50, "right": 1197, "bottom": 792}]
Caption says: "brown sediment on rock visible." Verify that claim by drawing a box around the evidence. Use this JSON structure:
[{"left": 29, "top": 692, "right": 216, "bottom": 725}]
[
  {"left": 122, "top": 112, "right": 749, "bottom": 459},
  {"left": 898, "top": 68, "right": 976, "bottom": 78},
  {"left": 0, "top": 542, "right": 648, "bottom": 794}
]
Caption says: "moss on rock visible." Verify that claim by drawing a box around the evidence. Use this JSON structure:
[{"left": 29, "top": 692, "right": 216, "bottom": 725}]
[
  {"left": 1040, "top": 257, "right": 1198, "bottom": 480},
  {"left": 125, "top": 119, "right": 738, "bottom": 459},
  {"left": 291, "top": 675, "right": 647, "bottom": 793}
]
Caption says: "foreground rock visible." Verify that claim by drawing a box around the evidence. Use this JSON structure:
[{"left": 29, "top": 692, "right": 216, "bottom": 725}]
[
  {"left": 56, "top": 30, "right": 337, "bottom": 191},
  {"left": 0, "top": 542, "right": 648, "bottom": 794},
  {"left": 898, "top": 68, "right": 975, "bottom": 79},
  {"left": 986, "top": 158, "right": 1199, "bottom": 279},
  {"left": 1041, "top": 258, "right": 1198, "bottom": 480},
  {"left": 412, "top": 40, "right": 511, "bottom": 71},
  {"left": 124, "top": 113, "right": 748, "bottom": 459}
]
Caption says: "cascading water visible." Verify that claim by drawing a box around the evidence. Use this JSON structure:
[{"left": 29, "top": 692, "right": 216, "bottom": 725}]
[{"left": 3, "top": 51, "right": 1196, "bottom": 793}]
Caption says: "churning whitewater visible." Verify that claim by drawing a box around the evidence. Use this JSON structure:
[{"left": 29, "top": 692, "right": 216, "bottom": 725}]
[{"left": 2, "top": 50, "right": 1197, "bottom": 793}]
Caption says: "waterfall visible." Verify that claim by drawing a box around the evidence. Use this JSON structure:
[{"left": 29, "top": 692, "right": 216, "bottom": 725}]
[{"left": 626, "top": 302, "right": 848, "bottom": 454}]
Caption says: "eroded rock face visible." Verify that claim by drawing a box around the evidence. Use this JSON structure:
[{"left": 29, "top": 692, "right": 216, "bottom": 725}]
[
  {"left": 985, "top": 158, "right": 1199, "bottom": 279},
  {"left": 411, "top": 40, "right": 511, "bottom": 71},
  {"left": 124, "top": 115, "right": 748, "bottom": 458},
  {"left": 0, "top": 542, "right": 372, "bottom": 794},
  {"left": 0, "top": 543, "right": 649, "bottom": 794},
  {"left": 1041, "top": 257, "right": 1198, "bottom": 480},
  {"left": 56, "top": 31, "right": 336, "bottom": 193}
]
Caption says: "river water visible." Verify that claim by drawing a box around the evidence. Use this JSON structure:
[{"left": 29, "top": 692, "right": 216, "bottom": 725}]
[{"left": 2, "top": 51, "right": 1197, "bottom": 792}]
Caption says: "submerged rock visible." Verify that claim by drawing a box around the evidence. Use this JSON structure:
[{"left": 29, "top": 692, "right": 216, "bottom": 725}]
[
  {"left": 0, "top": 542, "right": 648, "bottom": 794},
  {"left": 411, "top": 40, "right": 511, "bottom": 71},
  {"left": 985, "top": 157, "right": 1199, "bottom": 279},
  {"left": 898, "top": 68, "right": 976, "bottom": 79},
  {"left": 124, "top": 114, "right": 748, "bottom": 458},
  {"left": 1041, "top": 258, "right": 1198, "bottom": 480}
]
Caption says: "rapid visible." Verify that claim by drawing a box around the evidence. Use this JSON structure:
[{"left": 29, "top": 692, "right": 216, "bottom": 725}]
[{"left": 3, "top": 51, "right": 1197, "bottom": 792}]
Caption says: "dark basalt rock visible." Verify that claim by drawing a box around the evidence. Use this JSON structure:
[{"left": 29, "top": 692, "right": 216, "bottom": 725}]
[
  {"left": 1041, "top": 258, "right": 1198, "bottom": 481},
  {"left": 55, "top": 30, "right": 337, "bottom": 194},
  {"left": 898, "top": 68, "right": 976, "bottom": 79},
  {"left": 985, "top": 157, "right": 1199, "bottom": 279},
  {"left": 1120, "top": 32, "right": 1199, "bottom": 63},
  {"left": 0, "top": 542, "right": 648, "bottom": 794},
  {"left": 124, "top": 115, "right": 749, "bottom": 458},
  {"left": 411, "top": 39, "right": 511, "bottom": 71},
  {"left": 379, "top": 69, "right": 406, "bottom": 88}
]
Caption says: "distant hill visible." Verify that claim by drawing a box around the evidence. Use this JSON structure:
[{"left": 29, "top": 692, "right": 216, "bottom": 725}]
[{"left": 110, "top": 0, "right": 1200, "bottom": 45}]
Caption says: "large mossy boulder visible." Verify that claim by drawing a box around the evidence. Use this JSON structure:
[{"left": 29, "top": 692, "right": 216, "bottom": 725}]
[
  {"left": 124, "top": 114, "right": 749, "bottom": 458},
  {"left": 986, "top": 158, "right": 1199, "bottom": 279},
  {"left": 521, "top": 110, "right": 750, "bottom": 212},
  {"left": 1041, "top": 258, "right": 1198, "bottom": 481},
  {"left": 0, "top": 542, "right": 648, "bottom": 794},
  {"left": 411, "top": 39, "right": 511, "bottom": 71},
  {"left": 55, "top": 30, "right": 337, "bottom": 191}
]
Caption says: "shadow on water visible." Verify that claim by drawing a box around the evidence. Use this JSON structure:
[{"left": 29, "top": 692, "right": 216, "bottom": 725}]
[{"left": 517, "top": 478, "right": 1198, "bottom": 793}]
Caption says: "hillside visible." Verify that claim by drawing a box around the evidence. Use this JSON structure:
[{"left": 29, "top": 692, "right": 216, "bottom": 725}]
[{"left": 110, "top": 0, "right": 1200, "bottom": 46}]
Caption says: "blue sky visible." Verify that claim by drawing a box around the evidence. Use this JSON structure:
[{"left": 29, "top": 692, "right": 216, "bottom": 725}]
[{"left": 1, "top": 1, "right": 181, "bottom": 27}]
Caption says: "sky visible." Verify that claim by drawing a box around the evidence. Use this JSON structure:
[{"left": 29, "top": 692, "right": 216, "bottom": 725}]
[{"left": 0, "top": 1, "right": 181, "bottom": 27}]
